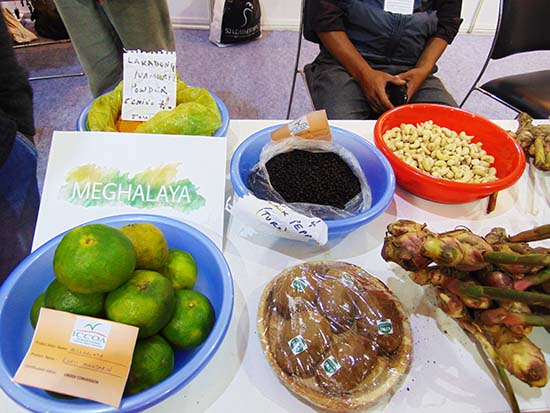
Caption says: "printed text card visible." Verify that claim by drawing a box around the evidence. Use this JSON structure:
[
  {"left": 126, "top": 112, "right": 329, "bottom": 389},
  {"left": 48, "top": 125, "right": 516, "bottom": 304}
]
[{"left": 14, "top": 309, "right": 138, "bottom": 407}]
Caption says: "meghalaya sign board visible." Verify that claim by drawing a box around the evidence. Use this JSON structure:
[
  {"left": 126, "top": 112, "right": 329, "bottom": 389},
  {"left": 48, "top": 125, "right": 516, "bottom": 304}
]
[{"left": 33, "top": 131, "right": 227, "bottom": 249}]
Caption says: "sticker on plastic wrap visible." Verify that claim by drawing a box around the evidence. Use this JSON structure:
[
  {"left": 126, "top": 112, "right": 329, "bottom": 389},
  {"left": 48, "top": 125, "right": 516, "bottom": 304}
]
[
  {"left": 321, "top": 356, "right": 342, "bottom": 377},
  {"left": 288, "top": 335, "right": 308, "bottom": 355},
  {"left": 226, "top": 195, "right": 328, "bottom": 245},
  {"left": 291, "top": 277, "right": 309, "bottom": 292},
  {"left": 377, "top": 319, "right": 394, "bottom": 335}
]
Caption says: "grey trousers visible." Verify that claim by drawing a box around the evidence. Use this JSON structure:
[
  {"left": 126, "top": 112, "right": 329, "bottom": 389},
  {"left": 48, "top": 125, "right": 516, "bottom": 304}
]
[
  {"left": 53, "top": 0, "right": 175, "bottom": 97},
  {"left": 310, "top": 51, "right": 457, "bottom": 120}
]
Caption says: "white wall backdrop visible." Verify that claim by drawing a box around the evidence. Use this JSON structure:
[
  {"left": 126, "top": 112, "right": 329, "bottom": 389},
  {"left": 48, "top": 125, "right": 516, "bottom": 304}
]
[
  {"left": 0, "top": 0, "right": 500, "bottom": 33},
  {"left": 168, "top": 0, "right": 500, "bottom": 33}
]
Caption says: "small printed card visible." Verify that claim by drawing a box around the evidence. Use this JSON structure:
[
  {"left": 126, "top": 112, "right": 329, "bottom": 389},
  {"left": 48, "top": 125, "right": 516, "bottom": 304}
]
[
  {"left": 384, "top": 0, "right": 414, "bottom": 14},
  {"left": 121, "top": 50, "right": 177, "bottom": 121},
  {"left": 270, "top": 110, "right": 331, "bottom": 142},
  {"left": 14, "top": 308, "right": 139, "bottom": 407}
]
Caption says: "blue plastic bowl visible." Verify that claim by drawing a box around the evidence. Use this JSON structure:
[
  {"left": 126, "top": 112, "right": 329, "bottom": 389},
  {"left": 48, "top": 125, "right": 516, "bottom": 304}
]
[
  {"left": 76, "top": 91, "right": 230, "bottom": 137},
  {"left": 230, "top": 125, "right": 396, "bottom": 238},
  {"left": 0, "top": 214, "right": 234, "bottom": 413}
]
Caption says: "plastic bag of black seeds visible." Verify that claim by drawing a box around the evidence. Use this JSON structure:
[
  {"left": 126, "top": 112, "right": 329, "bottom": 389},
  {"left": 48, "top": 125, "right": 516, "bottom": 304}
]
[{"left": 247, "top": 137, "right": 372, "bottom": 220}]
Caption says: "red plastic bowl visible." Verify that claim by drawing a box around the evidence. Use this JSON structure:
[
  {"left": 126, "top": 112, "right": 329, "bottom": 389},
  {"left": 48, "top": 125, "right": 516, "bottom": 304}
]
[{"left": 374, "top": 104, "right": 526, "bottom": 204}]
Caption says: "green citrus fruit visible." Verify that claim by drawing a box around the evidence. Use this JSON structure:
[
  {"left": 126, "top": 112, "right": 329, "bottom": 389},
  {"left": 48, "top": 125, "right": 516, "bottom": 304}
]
[
  {"left": 161, "top": 248, "right": 198, "bottom": 290},
  {"left": 105, "top": 270, "right": 175, "bottom": 338},
  {"left": 120, "top": 223, "right": 169, "bottom": 271},
  {"left": 53, "top": 223, "right": 136, "bottom": 294},
  {"left": 44, "top": 279, "right": 105, "bottom": 316},
  {"left": 125, "top": 335, "right": 174, "bottom": 396},
  {"left": 30, "top": 292, "right": 46, "bottom": 329},
  {"left": 162, "top": 289, "right": 215, "bottom": 349}
]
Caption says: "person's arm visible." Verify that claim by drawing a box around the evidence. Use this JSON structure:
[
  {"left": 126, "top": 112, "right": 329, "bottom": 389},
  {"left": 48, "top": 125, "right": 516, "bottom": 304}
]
[
  {"left": 398, "top": 0, "right": 463, "bottom": 100},
  {"left": 397, "top": 37, "right": 448, "bottom": 100},
  {"left": 318, "top": 31, "right": 406, "bottom": 113}
]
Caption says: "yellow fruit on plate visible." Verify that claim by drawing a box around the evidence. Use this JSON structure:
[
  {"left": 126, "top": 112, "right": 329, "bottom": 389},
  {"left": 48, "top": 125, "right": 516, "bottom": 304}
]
[
  {"left": 120, "top": 223, "right": 169, "bottom": 271},
  {"left": 53, "top": 224, "right": 136, "bottom": 294}
]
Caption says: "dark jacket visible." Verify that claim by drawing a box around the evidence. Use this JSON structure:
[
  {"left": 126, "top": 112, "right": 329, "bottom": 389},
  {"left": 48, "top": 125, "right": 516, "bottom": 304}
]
[
  {"left": 304, "top": 0, "right": 463, "bottom": 45},
  {"left": 0, "top": 9, "right": 35, "bottom": 167}
]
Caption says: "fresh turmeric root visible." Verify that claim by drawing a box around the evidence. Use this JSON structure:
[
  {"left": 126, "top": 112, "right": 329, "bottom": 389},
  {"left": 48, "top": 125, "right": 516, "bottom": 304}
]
[{"left": 509, "top": 112, "right": 550, "bottom": 171}]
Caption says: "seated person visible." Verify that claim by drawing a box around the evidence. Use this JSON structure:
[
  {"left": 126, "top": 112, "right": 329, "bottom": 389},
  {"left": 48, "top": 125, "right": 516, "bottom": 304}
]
[{"left": 304, "top": 0, "right": 463, "bottom": 119}]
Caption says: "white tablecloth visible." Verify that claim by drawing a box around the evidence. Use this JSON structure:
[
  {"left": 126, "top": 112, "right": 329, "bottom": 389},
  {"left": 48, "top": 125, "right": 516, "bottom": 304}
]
[{"left": 2, "top": 119, "right": 550, "bottom": 413}]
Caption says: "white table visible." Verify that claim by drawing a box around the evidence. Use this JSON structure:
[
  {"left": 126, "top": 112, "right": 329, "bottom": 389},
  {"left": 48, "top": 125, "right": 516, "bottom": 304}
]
[{"left": 2, "top": 119, "right": 550, "bottom": 413}]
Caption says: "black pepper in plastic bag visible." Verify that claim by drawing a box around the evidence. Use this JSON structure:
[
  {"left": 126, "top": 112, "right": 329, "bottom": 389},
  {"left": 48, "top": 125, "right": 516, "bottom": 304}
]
[{"left": 265, "top": 149, "right": 361, "bottom": 210}]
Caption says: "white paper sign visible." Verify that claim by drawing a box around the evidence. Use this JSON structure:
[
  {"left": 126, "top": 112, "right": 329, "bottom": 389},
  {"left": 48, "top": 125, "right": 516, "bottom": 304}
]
[
  {"left": 33, "top": 131, "right": 227, "bottom": 250},
  {"left": 121, "top": 50, "right": 177, "bottom": 122},
  {"left": 228, "top": 195, "right": 328, "bottom": 245},
  {"left": 384, "top": 0, "right": 414, "bottom": 14}
]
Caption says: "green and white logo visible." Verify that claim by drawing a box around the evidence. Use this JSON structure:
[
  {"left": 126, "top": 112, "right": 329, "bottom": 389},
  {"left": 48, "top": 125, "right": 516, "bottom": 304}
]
[
  {"left": 71, "top": 318, "right": 112, "bottom": 350},
  {"left": 291, "top": 277, "right": 308, "bottom": 293},
  {"left": 341, "top": 272, "right": 355, "bottom": 288},
  {"left": 321, "top": 356, "right": 341, "bottom": 377},
  {"left": 288, "top": 335, "right": 308, "bottom": 355},
  {"left": 377, "top": 319, "right": 394, "bottom": 335}
]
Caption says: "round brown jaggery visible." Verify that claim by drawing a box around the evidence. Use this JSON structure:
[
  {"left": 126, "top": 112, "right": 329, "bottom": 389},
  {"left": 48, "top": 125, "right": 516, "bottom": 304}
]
[{"left": 257, "top": 261, "right": 413, "bottom": 412}]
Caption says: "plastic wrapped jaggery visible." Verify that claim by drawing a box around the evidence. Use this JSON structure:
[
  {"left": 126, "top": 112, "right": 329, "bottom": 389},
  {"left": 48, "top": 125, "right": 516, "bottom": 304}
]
[{"left": 257, "top": 261, "right": 412, "bottom": 412}]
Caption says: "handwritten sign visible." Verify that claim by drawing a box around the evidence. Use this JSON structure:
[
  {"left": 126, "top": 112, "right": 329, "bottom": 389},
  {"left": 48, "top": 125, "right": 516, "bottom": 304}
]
[
  {"left": 14, "top": 309, "right": 138, "bottom": 408},
  {"left": 121, "top": 50, "right": 177, "bottom": 122},
  {"left": 228, "top": 195, "right": 328, "bottom": 245}
]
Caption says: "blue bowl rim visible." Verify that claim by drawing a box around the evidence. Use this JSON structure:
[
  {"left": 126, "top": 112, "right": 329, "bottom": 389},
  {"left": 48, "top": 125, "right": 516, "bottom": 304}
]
[
  {"left": 229, "top": 124, "right": 396, "bottom": 235},
  {"left": 76, "top": 90, "right": 230, "bottom": 138},
  {"left": 0, "top": 213, "right": 234, "bottom": 413}
]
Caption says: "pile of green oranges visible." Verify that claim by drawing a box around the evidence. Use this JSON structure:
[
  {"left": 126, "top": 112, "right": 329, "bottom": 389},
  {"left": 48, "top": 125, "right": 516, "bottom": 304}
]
[{"left": 29, "top": 222, "right": 215, "bottom": 396}]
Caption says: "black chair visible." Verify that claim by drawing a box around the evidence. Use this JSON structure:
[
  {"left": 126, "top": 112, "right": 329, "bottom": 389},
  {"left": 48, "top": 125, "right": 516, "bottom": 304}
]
[
  {"left": 286, "top": 0, "right": 316, "bottom": 119},
  {"left": 460, "top": 0, "right": 550, "bottom": 118}
]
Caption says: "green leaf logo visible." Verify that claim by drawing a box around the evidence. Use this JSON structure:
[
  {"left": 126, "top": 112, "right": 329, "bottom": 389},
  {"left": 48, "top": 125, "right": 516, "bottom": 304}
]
[
  {"left": 291, "top": 278, "right": 308, "bottom": 293},
  {"left": 377, "top": 319, "right": 394, "bottom": 335},
  {"left": 288, "top": 335, "right": 307, "bottom": 355},
  {"left": 321, "top": 356, "right": 341, "bottom": 377}
]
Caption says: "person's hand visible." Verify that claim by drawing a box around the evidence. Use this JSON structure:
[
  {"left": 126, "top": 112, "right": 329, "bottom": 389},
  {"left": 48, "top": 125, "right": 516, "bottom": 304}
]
[
  {"left": 396, "top": 67, "right": 430, "bottom": 101},
  {"left": 357, "top": 69, "right": 406, "bottom": 113}
]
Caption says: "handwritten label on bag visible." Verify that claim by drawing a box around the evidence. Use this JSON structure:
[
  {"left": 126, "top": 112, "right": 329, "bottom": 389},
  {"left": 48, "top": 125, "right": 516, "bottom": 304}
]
[
  {"left": 121, "top": 50, "right": 177, "bottom": 121},
  {"left": 14, "top": 308, "right": 138, "bottom": 408},
  {"left": 228, "top": 195, "right": 329, "bottom": 245}
]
